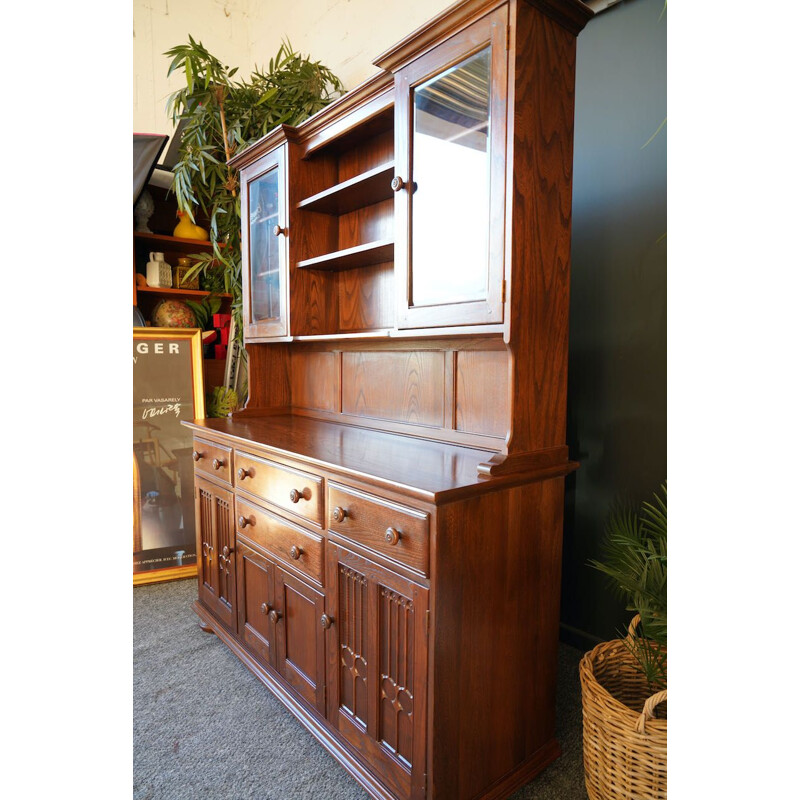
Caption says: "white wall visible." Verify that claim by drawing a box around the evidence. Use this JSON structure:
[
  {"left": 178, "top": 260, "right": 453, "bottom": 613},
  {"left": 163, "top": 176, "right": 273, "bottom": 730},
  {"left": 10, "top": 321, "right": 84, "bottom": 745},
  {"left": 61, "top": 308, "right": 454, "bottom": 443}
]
[{"left": 133, "top": 0, "right": 453, "bottom": 145}]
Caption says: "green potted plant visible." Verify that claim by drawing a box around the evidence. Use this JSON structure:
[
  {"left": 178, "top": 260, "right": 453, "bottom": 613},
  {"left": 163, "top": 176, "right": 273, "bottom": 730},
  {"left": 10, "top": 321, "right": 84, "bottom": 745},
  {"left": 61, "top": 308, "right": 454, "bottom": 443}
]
[
  {"left": 163, "top": 37, "right": 343, "bottom": 356},
  {"left": 580, "top": 482, "right": 667, "bottom": 800}
]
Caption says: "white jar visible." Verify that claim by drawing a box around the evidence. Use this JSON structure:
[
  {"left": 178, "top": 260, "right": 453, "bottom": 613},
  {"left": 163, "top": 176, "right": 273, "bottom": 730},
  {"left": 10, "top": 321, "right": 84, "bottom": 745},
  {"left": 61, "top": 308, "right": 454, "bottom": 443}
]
[{"left": 146, "top": 252, "right": 173, "bottom": 288}]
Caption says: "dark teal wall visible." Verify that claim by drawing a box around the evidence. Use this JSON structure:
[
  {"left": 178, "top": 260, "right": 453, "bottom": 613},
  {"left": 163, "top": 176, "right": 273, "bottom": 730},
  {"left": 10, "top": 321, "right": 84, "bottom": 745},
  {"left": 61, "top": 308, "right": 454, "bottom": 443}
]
[{"left": 562, "top": 0, "right": 667, "bottom": 645}]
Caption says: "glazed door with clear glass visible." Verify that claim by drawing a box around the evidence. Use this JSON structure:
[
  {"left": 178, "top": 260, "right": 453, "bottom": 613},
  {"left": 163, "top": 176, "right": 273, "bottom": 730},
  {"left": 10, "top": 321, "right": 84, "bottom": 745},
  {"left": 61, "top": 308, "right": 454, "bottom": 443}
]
[
  {"left": 394, "top": 6, "right": 508, "bottom": 330},
  {"left": 242, "top": 145, "right": 289, "bottom": 338}
]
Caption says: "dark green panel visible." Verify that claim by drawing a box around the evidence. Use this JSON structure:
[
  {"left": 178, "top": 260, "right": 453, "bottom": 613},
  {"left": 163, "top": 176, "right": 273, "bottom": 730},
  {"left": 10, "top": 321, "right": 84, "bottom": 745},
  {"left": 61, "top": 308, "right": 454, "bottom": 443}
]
[{"left": 562, "top": 0, "right": 667, "bottom": 645}]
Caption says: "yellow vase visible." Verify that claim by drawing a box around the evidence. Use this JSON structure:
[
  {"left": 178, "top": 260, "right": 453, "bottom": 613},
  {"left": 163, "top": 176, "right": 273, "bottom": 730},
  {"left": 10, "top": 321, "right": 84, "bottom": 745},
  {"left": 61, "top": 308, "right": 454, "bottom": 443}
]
[{"left": 173, "top": 211, "right": 209, "bottom": 241}]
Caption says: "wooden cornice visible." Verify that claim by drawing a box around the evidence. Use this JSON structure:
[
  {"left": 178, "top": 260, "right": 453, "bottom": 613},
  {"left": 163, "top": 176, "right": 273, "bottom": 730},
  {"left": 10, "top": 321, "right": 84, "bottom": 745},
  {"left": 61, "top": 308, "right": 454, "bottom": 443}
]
[
  {"left": 228, "top": 124, "right": 298, "bottom": 170},
  {"left": 373, "top": 0, "right": 593, "bottom": 72},
  {"left": 293, "top": 71, "right": 394, "bottom": 146},
  {"left": 525, "top": 0, "right": 594, "bottom": 36},
  {"left": 373, "top": 0, "right": 507, "bottom": 73}
]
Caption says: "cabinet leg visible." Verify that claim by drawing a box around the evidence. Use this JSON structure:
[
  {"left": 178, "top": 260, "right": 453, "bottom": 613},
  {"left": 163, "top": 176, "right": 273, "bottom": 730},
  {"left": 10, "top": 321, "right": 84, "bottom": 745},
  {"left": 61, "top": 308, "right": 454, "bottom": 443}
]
[{"left": 198, "top": 620, "right": 215, "bottom": 634}]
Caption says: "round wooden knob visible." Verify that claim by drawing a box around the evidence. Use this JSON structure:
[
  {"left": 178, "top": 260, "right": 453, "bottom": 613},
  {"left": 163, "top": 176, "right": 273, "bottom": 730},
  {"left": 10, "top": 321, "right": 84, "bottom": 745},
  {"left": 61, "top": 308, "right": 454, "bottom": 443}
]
[
  {"left": 238, "top": 515, "right": 251, "bottom": 528},
  {"left": 289, "top": 488, "right": 302, "bottom": 504},
  {"left": 273, "top": 224, "right": 287, "bottom": 237},
  {"left": 385, "top": 527, "right": 400, "bottom": 546},
  {"left": 237, "top": 467, "right": 251, "bottom": 480},
  {"left": 260, "top": 603, "right": 270, "bottom": 615},
  {"left": 212, "top": 457, "right": 224, "bottom": 470},
  {"left": 192, "top": 450, "right": 202, "bottom": 461},
  {"left": 289, "top": 545, "right": 303, "bottom": 560},
  {"left": 332, "top": 506, "right": 347, "bottom": 523},
  {"left": 269, "top": 609, "right": 282, "bottom": 623},
  {"left": 391, "top": 176, "right": 406, "bottom": 192},
  {"left": 320, "top": 614, "right": 333, "bottom": 630}
]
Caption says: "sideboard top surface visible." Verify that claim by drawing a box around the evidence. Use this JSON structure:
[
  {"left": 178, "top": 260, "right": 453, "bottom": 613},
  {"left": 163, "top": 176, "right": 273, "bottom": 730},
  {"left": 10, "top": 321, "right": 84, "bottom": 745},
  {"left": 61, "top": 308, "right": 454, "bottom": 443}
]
[{"left": 183, "top": 415, "right": 505, "bottom": 502}]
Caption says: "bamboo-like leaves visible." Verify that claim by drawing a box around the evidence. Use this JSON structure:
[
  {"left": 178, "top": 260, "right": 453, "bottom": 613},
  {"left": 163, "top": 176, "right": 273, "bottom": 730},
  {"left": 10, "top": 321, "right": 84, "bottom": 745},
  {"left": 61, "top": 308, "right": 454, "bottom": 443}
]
[{"left": 163, "top": 37, "right": 342, "bottom": 347}]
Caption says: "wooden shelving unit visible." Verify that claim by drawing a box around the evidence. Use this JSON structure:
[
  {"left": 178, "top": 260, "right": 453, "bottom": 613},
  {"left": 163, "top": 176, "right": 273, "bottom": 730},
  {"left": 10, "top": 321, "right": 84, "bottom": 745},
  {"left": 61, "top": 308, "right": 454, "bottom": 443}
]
[
  {"left": 296, "top": 239, "right": 394, "bottom": 271},
  {"left": 133, "top": 231, "right": 214, "bottom": 254},
  {"left": 296, "top": 163, "right": 394, "bottom": 215},
  {"left": 137, "top": 286, "right": 232, "bottom": 300}
]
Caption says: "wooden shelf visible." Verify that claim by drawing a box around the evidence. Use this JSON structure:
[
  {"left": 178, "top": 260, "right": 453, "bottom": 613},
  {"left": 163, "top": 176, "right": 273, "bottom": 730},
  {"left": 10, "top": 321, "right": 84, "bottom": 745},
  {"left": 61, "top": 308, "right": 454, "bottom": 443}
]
[
  {"left": 297, "top": 163, "right": 395, "bottom": 215},
  {"left": 297, "top": 239, "right": 394, "bottom": 271},
  {"left": 133, "top": 231, "right": 214, "bottom": 254},
  {"left": 136, "top": 286, "right": 232, "bottom": 299}
]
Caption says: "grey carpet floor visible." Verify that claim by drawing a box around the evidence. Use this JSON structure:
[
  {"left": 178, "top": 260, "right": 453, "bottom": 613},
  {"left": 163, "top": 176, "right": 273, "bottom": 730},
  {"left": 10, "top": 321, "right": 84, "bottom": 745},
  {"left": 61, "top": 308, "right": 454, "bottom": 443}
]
[{"left": 133, "top": 578, "right": 588, "bottom": 800}]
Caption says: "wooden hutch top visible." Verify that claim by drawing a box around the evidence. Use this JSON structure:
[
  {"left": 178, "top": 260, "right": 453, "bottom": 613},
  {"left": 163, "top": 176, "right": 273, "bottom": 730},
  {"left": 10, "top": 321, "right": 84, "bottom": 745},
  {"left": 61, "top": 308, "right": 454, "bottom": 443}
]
[{"left": 196, "top": 0, "right": 593, "bottom": 484}]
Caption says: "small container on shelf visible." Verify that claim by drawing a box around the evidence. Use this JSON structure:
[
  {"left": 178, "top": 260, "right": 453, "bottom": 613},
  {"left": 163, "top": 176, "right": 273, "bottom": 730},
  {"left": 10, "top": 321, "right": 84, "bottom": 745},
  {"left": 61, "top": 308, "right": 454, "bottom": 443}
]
[
  {"left": 146, "top": 252, "right": 172, "bottom": 288},
  {"left": 173, "top": 256, "right": 200, "bottom": 290}
]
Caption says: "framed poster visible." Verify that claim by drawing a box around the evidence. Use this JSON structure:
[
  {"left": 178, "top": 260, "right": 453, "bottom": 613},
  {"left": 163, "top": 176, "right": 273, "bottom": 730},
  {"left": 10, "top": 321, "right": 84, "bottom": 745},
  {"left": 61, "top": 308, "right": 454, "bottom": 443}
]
[{"left": 133, "top": 327, "right": 205, "bottom": 585}]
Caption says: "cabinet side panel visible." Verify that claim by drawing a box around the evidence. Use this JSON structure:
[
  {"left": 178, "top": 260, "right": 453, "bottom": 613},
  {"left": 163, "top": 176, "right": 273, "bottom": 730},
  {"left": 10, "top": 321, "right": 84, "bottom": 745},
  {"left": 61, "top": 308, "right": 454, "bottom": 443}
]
[
  {"left": 506, "top": 4, "right": 577, "bottom": 453},
  {"left": 430, "top": 477, "right": 565, "bottom": 798}
]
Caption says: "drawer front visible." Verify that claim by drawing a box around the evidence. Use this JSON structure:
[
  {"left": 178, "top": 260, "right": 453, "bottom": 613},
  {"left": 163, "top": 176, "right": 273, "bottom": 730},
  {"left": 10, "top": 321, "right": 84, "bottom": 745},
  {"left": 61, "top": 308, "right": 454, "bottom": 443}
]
[
  {"left": 234, "top": 451, "right": 323, "bottom": 526},
  {"left": 192, "top": 438, "right": 233, "bottom": 484},
  {"left": 327, "top": 483, "right": 429, "bottom": 576},
  {"left": 236, "top": 497, "right": 324, "bottom": 585}
]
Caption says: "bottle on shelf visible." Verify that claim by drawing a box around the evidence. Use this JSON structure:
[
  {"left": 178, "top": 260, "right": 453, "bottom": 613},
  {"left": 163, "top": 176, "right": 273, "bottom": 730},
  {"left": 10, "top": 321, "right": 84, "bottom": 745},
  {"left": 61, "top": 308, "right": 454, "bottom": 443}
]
[{"left": 146, "top": 252, "right": 173, "bottom": 288}]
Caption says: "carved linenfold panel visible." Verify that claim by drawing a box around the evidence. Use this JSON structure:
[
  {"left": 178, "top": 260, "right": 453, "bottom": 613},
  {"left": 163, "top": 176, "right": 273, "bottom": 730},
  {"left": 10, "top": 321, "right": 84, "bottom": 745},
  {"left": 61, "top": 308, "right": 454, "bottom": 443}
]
[
  {"left": 379, "top": 587, "right": 415, "bottom": 767},
  {"left": 339, "top": 564, "right": 369, "bottom": 727},
  {"left": 199, "top": 487, "right": 214, "bottom": 591},
  {"left": 216, "top": 496, "right": 234, "bottom": 607}
]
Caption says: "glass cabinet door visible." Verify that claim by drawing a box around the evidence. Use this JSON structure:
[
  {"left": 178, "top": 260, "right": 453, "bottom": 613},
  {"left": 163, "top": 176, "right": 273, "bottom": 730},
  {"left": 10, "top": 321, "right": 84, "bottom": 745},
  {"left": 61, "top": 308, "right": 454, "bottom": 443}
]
[
  {"left": 394, "top": 6, "right": 508, "bottom": 330},
  {"left": 242, "top": 145, "right": 288, "bottom": 339}
]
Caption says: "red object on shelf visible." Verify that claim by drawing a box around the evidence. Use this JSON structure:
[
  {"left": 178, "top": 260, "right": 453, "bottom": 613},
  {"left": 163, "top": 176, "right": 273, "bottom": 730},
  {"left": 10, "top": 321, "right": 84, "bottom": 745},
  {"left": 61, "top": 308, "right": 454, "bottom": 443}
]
[
  {"left": 202, "top": 330, "right": 218, "bottom": 345},
  {"left": 213, "top": 313, "right": 231, "bottom": 329},
  {"left": 219, "top": 327, "right": 230, "bottom": 346},
  {"left": 214, "top": 345, "right": 227, "bottom": 360}
]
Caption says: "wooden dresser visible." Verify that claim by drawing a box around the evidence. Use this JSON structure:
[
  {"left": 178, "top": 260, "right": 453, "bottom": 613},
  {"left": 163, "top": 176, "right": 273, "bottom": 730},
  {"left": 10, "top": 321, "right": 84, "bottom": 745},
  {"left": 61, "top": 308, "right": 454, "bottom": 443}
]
[{"left": 183, "top": 2, "right": 593, "bottom": 798}]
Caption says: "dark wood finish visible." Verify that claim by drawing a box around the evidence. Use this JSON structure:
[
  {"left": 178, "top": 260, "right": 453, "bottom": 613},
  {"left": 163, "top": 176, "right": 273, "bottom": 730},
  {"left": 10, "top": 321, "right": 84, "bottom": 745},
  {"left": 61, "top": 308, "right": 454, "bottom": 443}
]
[
  {"left": 428, "top": 476, "right": 566, "bottom": 799},
  {"left": 297, "top": 240, "right": 394, "bottom": 272},
  {"left": 341, "top": 350, "right": 445, "bottom": 429},
  {"left": 192, "top": 438, "right": 232, "bottom": 484},
  {"left": 236, "top": 496, "right": 325, "bottom": 585},
  {"left": 236, "top": 540, "right": 277, "bottom": 667},
  {"left": 325, "top": 543, "right": 429, "bottom": 800},
  {"left": 133, "top": 231, "right": 214, "bottom": 253},
  {"left": 327, "top": 482, "right": 429, "bottom": 578},
  {"left": 240, "top": 145, "right": 290, "bottom": 339},
  {"left": 274, "top": 566, "right": 327, "bottom": 714},
  {"left": 188, "top": 2, "right": 592, "bottom": 798},
  {"left": 393, "top": 5, "right": 508, "bottom": 330},
  {"left": 297, "top": 162, "right": 395, "bottom": 215},
  {"left": 195, "top": 475, "right": 237, "bottom": 630},
  {"left": 234, "top": 449, "right": 324, "bottom": 526}
]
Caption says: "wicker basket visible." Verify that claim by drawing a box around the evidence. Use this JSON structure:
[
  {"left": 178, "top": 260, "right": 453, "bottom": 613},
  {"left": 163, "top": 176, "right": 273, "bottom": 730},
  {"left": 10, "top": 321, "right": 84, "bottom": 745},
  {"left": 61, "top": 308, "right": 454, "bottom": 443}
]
[{"left": 579, "top": 615, "right": 667, "bottom": 800}]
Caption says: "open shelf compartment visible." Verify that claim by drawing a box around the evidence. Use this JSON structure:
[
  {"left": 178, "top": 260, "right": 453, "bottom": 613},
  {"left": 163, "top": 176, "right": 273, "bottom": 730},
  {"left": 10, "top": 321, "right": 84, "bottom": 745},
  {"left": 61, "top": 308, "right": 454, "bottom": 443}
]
[
  {"left": 296, "top": 239, "right": 394, "bottom": 271},
  {"left": 297, "top": 163, "right": 395, "bottom": 215}
]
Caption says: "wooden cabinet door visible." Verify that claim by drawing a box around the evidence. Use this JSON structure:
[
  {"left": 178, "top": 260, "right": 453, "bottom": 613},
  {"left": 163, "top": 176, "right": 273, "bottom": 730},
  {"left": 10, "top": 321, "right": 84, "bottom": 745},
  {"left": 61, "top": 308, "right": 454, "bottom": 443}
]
[
  {"left": 240, "top": 144, "right": 289, "bottom": 339},
  {"left": 274, "top": 566, "right": 327, "bottom": 715},
  {"left": 394, "top": 5, "right": 509, "bottom": 330},
  {"left": 236, "top": 541, "right": 277, "bottom": 668},
  {"left": 195, "top": 476, "right": 237, "bottom": 630},
  {"left": 325, "top": 543, "right": 428, "bottom": 800}
]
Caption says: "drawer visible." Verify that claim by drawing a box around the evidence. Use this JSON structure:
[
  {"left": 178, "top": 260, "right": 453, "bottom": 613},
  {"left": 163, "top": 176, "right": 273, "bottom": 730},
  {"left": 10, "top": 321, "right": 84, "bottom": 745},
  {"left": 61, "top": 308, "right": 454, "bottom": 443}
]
[
  {"left": 192, "top": 437, "right": 233, "bottom": 484},
  {"left": 236, "top": 497, "right": 324, "bottom": 585},
  {"left": 327, "top": 483, "right": 429, "bottom": 576},
  {"left": 234, "top": 451, "right": 323, "bottom": 526}
]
